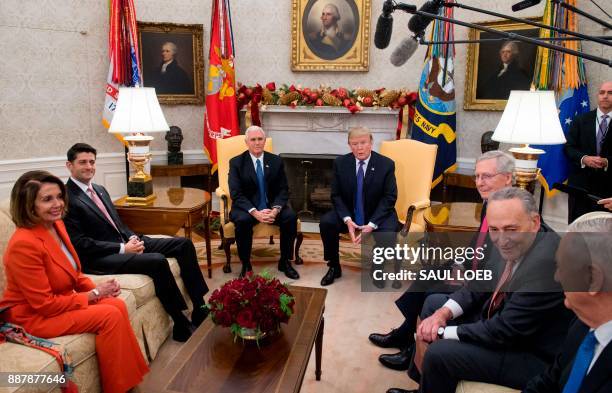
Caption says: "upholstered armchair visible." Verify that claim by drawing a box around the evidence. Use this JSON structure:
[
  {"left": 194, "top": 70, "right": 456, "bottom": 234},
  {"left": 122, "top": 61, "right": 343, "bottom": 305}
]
[
  {"left": 379, "top": 139, "right": 437, "bottom": 236},
  {"left": 215, "top": 135, "right": 303, "bottom": 273}
]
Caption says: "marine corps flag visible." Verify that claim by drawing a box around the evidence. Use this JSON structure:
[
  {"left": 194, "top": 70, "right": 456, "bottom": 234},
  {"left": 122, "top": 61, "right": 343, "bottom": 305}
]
[
  {"left": 411, "top": 1, "right": 457, "bottom": 187},
  {"left": 204, "top": 0, "right": 239, "bottom": 173}
]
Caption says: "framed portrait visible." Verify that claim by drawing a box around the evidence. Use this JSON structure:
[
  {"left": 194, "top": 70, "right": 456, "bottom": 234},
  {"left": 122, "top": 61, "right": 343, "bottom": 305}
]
[
  {"left": 137, "top": 22, "right": 204, "bottom": 105},
  {"left": 292, "top": 0, "right": 371, "bottom": 71},
  {"left": 464, "top": 18, "right": 542, "bottom": 111}
]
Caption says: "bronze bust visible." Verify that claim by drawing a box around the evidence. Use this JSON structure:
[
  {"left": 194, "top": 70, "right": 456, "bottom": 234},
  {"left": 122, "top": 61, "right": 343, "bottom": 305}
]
[{"left": 165, "top": 126, "right": 184, "bottom": 164}]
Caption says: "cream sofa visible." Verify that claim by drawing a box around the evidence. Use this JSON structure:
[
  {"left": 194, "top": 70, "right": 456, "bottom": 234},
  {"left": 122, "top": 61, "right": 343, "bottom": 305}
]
[{"left": 0, "top": 202, "right": 192, "bottom": 393}]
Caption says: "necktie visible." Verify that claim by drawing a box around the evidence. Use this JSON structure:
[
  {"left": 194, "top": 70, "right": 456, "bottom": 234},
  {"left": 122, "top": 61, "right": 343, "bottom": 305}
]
[
  {"left": 597, "top": 114, "right": 608, "bottom": 156},
  {"left": 354, "top": 160, "right": 365, "bottom": 226},
  {"left": 256, "top": 159, "right": 267, "bottom": 210},
  {"left": 87, "top": 185, "right": 118, "bottom": 232},
  {"left": 471, "top": 216, "right": 488, "bottom": 271},
  {"left": 562, "top": 331, "right": 598, "bottom": 393},
  {"left": 487, "top": 259, "right": 516, "bottom": 318}
]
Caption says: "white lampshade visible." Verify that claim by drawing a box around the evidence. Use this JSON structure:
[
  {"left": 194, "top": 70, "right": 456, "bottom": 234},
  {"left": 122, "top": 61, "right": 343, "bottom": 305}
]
[
  {"left": 492, "top": 90, "right": 566, "bottom": 145},
  {"left": 108, "top": 87, "right": 169, "bottom": 134}
]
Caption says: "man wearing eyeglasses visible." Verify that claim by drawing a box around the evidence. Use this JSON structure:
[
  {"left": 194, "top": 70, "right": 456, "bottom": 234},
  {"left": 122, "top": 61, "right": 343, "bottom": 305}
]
[
  {"left": 369, "top": 150, "right": 514, "bottom": 372},
  {"left": 228, "top": 126, "right": 299, "bottom": 279}
]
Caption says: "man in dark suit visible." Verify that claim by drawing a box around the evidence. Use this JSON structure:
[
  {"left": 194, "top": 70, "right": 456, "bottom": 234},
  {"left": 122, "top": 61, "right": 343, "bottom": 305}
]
[
  {"left": 63, "top": 143, "right": 209, "bottom": 342},
  {"left": 370, "top": 150, "right": 515, "bottom": 371},
  {"left": 524, "top": 212, "right": 612, "bottom": 393},
  {"left": 228, "top": 126, "right": 299, "bottom": 279},
  {"left": 565, "top": 81, "right": 612, "bottom": 223},
  {"left": 319, "top": 126, "right": 399, "bottom": 286},
  {"left": 387, "top": 187, "right": 573, "bottom": 393}
]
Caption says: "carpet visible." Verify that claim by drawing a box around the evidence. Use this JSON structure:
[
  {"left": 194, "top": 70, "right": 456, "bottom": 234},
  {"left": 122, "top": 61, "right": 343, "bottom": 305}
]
[{"left": 195, "top": 238, "right": 363, "bottom": 267}]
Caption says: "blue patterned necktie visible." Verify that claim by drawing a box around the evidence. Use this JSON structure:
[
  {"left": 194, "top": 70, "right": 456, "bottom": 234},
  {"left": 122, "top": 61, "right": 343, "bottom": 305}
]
[
  {"left": 354, "top": 160, "right": 365, "bottom": 225},
  {"left": 597, "top": 114, "right": 608, "bottom": 156},
  {"left": 562, "top": 331, "right": 598, "bottom": 393},
  {"left": 256, "top": 158, "right": 267, "bottom": 210}
]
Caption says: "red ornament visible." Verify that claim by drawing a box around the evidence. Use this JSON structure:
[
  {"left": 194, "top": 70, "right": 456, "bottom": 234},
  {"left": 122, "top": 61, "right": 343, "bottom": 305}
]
[
  {"left": 316, "top": 98, "right": 324, "bottom": 106},
  {"left": 265, "top": 82, "right": 276, "bottom": 91}
]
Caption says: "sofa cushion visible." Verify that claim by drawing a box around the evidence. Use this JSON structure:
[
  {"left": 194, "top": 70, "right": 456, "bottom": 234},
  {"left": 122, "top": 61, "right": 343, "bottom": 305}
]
[
  {"left": 87, "top": 274, "right": 154, "bottom": 309},
  {"left": 0, "top": 199, "right": 15, "bottom": 297},
  {"left": 456, "top": 381, "right": 520, "bottom": 393}
]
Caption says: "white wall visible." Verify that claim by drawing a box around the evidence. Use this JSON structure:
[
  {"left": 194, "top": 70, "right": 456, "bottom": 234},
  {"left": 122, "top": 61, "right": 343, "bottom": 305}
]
[{"left": 0, "top": 0, "right": 610, "bottom": 225}]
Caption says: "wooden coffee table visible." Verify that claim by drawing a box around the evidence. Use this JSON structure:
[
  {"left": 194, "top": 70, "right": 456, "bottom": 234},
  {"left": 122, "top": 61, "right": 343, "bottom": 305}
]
[
  {"left": 114, "top": 187, "right": 213, "bottom": 278},
  {"left": 141, "top": 286, "right": 327, "bottom": 393}
]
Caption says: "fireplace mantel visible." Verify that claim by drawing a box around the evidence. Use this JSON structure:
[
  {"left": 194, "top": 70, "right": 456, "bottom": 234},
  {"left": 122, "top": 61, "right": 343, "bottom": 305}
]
[{"left": 243, "top": 105, "right": 400, "bottom": 155}]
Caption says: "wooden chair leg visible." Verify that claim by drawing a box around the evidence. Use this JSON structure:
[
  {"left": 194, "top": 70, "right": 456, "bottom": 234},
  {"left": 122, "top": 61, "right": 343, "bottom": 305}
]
[
  {"left": 294, "top": 232, "right": 304, "bottom": 265},
  {"left": 222, "top": 238, "right": 234, "bottom": 273},
  {"left": 269, "top": 235, "right": 274, "bottom": 245},
  {"left": 218, "top": 226, "right": 225, "bottom": 250}
]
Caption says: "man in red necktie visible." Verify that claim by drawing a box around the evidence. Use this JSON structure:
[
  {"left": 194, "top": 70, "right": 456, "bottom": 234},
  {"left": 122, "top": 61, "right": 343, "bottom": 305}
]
[
  {"left": 388, "top": 187, "right": 573, "bottom": 393},
  {"left": 371, "top": 150, "right": 514, "bottom": 371}
]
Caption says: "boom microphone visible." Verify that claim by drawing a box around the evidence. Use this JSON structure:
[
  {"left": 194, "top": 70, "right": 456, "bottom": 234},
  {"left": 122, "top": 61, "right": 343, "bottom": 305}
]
[
  {"left": 390, "top": 36, "right": 419, "bottom": 66},
  {"left": 408, "top": 0, "right": 443, "bottom": 35},
  {"left": 374, "top": 0, "right": 395, "bottom": 49},
  {"left": 511, "top": 0, "right": 541, "bottom": 12}
]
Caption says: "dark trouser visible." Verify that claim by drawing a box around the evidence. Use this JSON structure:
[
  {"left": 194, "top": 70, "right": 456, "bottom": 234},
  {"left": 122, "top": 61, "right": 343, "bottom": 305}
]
[
  {"left": 416, "top": 294, "right": 548, "bottom": 393},
  {"left": 568, "top": 193, "right": 606, "bottom": 224},
  {"left": 319, "top": 209, "right": 399, "bottom": 269},
  {"left": 230, "top": 207, "right": 297, "bottom": 264},
  {"left": 92, "top": 236, "right": 208, "bottom": 324},
  {"left": 394, "top": 281, "right": 460, "bottom": 346}
]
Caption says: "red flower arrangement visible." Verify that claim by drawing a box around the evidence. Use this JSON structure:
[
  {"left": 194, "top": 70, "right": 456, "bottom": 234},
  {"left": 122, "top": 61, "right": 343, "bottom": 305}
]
[{"left": 207, "top": 271, "right": 295, "bottom": 340}]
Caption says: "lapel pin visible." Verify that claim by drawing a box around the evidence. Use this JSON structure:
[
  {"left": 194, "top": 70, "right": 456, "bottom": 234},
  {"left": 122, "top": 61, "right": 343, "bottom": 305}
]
[{"left": 265, "top": 164, "right": 270, "bottom": 168}]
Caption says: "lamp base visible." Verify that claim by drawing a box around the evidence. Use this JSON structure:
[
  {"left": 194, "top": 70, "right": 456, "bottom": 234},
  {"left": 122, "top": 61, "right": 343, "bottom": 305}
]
[
  {"left": 126, "top": 177, "right": 155, "bottom": 206},
  {"left": 125, "top": 194, "right": 157, "bottom": 206}
]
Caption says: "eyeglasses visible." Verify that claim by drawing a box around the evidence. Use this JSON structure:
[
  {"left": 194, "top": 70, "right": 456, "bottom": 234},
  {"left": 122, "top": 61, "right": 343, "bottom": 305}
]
[{"left": 473, "top": 173, "right": 503, "bottom": 182}]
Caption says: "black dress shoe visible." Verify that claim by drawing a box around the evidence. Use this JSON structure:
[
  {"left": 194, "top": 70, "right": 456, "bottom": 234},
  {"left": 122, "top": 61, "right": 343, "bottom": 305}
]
[
  {"left": 191, "top": 305, "right": 209, "bottom": 327},
  {"left": 278, "top": 259, "right": 300, "bottom": 279},
  {"left": 172, "top": 322, "right": 195, "bottom": 342},
  {"left": 386, "top": 389, "right": 418, "bottom": 393},
  {"left": 379, "top": 345, "right": 413, "bottom": 371},
  {"left": 239, "top": 263, "right": 253, "bottom": 278},
  {"left": 320, "top": 266, "right": 342, "bottom": 286},
  {"left": 368, "top": 328, "right": 407, "bottom": 349}
]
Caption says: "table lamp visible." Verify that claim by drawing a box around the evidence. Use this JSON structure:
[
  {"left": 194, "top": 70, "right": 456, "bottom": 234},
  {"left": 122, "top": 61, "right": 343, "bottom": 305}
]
[
  {"left": 492, "top": 90, "right": 566, "bottom": 190},
  {"left": 109, "top": 87, "right": 169, "bottom": 205}
]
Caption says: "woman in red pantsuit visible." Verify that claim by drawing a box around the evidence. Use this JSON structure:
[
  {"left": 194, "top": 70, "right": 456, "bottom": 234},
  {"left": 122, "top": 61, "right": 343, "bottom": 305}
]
[{"left": 0, "top": 171, "right": 148, "bottom": 393}]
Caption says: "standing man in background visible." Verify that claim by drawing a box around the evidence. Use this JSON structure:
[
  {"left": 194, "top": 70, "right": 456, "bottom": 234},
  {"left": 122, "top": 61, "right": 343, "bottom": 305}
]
[{"left": 565, "top": 81, "right": 612, "bottom": 223}]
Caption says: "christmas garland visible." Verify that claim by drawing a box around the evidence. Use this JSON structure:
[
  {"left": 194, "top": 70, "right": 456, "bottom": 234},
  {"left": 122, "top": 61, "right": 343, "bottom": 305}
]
[{"left": 237, "top": 82, "right": 417, "bottom": 138}]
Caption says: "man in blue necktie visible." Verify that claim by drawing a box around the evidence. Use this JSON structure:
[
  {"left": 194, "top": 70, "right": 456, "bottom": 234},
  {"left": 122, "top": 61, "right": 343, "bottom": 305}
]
[
  {"left": 524, "top": 212, "right": 612, "bottom": 393},
  {"left": 319, "top": 127, "right": 399, "bottom": 286},
  {"left": 228, "top": 126, "right": 299, "bottom": 279}
]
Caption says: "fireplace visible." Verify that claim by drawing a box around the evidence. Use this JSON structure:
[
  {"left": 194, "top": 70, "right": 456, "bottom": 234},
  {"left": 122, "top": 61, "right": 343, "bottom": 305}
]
[{"left": 281, "top": 153, "right": 338, "bottom": 223}]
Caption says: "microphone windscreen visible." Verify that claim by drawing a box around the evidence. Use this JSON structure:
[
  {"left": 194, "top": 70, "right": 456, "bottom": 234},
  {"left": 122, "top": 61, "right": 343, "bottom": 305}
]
[
  {"left": 390, "top": 37, "right": 419, "bottom": 67},
  {"left": 374, "top": 14, "right": 394, "bottom": 49},
  {"left": 408, "top": 1, "right": 442, "bottom": 34}
]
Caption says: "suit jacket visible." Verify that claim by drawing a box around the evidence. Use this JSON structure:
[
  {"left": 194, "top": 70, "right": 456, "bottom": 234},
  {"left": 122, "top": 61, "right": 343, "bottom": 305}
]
[
  {"left": 64, "top": 179, "right": 136, "bottom": 270},
  {"left": 449, "top": 224, "right": 573, "bottom": 362},
  {"left": 228, "top": 151, "right": 290, "bottom": 213},
  {"left": 0, "top": 221, "right": 96, "bottom": 334},
  {"left": 331, "top": 151, "right": 398, "bottom": 227},
  {"left": 565, "top": 109, "right": 612, "bottom": 196},
  {"left": 523, "top": 318, "right": 612, "bottom": 393}
]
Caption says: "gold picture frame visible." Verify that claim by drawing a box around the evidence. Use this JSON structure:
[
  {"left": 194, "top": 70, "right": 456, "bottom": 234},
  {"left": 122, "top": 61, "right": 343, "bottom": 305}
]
[
  {"left": 464, "top": 17, "right": 542, "bottom": 111},
  {"left": 292, "top": 0, "right": 371, "bottom": 71},
  {"left": 138, "top": 21, "right": 204, "bottom": 105}
]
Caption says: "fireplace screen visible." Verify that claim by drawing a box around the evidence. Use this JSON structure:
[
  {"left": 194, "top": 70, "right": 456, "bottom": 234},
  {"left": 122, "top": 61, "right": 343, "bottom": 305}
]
[{"left": 281, "top": 153, "right": 338, "bottom": 223}]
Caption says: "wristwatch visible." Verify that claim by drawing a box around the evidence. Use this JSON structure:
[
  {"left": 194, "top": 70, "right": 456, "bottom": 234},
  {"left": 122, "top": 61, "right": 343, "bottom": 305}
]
[
  {"left": 437, "top": 326, "right": 445, "bottom": 339},
  {"left": 92, "top": 288, "right": 100, "bottom": 298}
]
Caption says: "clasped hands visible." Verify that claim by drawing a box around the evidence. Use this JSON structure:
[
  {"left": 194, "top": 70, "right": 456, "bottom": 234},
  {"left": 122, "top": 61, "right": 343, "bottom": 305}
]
[
  {"left": 88, "top": 278, "right": 121, "bottom": 303},
  {"left": 125, "top": 235, "right": 144, "bottom": 254},
  {"left": 346, "top": 219, "right": 373, "bottom": 244},
  {"left": 251, "top": 208, "right": 279, "bottom": 224},
  {"left": 583, "top": 156, "right": 608, "bottom": 169},
  {"left": 416, "top": 306, "right": 453, "bottom": 344}
]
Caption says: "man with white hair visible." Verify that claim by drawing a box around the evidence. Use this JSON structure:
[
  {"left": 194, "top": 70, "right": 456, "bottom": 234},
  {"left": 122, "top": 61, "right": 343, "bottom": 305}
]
[
  {"left": 388, "top": 187, "right": 573, "bottom": 393},
  {"left": 149, "top": 41, "right": 192, "bottom": 94},
  {"left": 307, "top": 3, "right": 351, "bottom": 60},
  {"left": 370, "top": 151, "right": 515, "bottom": 371},
  {"left": 524, "top": 212, "right": 612, "bottom": 392},
  {"left": 228, "top": 126, "right": 299, "bottom": 279},
  {"left": 479, "top": 41, "right": 530, "bottom": 100}
]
